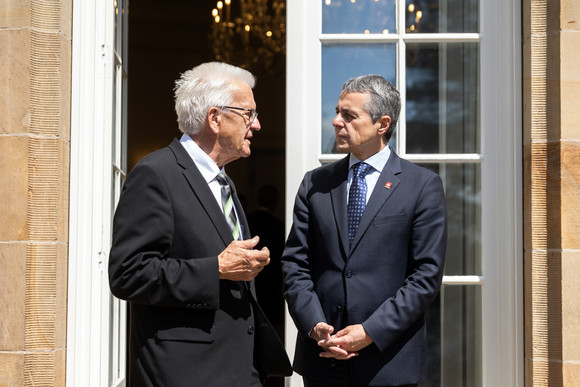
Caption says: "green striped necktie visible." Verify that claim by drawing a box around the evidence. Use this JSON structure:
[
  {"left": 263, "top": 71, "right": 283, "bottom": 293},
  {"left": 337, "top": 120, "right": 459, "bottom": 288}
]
[{"left": 216, "top": 172, "right": 241, "bottom": 240}]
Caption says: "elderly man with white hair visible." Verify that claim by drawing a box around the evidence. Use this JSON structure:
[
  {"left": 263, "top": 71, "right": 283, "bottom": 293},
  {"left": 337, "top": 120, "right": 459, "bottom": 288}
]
[{"left": 109, "top": 62, "right": 291, "bottom": 387}]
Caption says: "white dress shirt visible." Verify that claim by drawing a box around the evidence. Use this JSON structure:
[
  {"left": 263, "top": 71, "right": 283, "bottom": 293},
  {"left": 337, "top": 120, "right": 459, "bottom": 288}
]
[
  {"left": 347, "top": 145, "right": 392, "bottom": 204},
  {"left": 179, "top": 133, "right": 244, "bottom": 235}
]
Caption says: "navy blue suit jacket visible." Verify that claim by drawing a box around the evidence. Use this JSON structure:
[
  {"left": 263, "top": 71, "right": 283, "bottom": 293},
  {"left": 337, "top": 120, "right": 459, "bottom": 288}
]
[{"left": 282, "top": 151, "right": 447, "bottom": 386}]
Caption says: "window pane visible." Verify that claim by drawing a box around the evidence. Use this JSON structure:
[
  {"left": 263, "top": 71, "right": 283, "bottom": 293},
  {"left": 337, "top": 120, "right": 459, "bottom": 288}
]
[
  {"left": 418, "top": 163, "right": 481, "bottom": 276},
  {"left": 114, "top": 0, "right": 124, "bottom": 54},
  {"left": 405, "top": 0, "right": 479, "bottom": 33},
  {"left": 322, "top": 0, "right": 396, "bottom": 34},
  {"left": 321, "top": 43, "right": 396, "bottom": 154},
  {"left": 406, "top": 43, "right": 479, "bottom": 154},
  {"left": 422, "top": 285, "right": 482, "bottom": 387}
]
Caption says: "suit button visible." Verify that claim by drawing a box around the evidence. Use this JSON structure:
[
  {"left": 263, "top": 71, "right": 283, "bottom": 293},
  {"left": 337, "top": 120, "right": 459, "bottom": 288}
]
[
  {"left": 248, "top": 326, "right": 255, "bottom": 335},
  {"left": 185, "top": 304, "right": 192, "bottom": 309},
  {"left": 336, "top": 305, "right": 342, "bottom": 312},
  {"left": 345, "top": 270, "right": 352, "bottom": 278}
]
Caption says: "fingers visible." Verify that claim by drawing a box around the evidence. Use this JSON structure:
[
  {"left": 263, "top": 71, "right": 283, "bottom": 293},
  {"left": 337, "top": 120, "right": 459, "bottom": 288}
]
[
  {"left": 238, "top": 235, "right": 260, "bottom": 249},
  {"left": 230, "top": 238, "right": 269, "bottom": 263},
  {"left": 312, "top": 323, "right": 355, "bottom": 360},
  {"left": 322, "top": 336, "right": 350, "bottom": 351},
  {"left": 317, "top": 342, "right": 349, "bottom": 355},
  {"left": 311, "top": 322, "right": 334, "bottom": 342},
  {"left": 217, "top": 236, "right": 271, "bottom": 281},
  {"left": 319, "top": 348, "right": 358, "bottom": 360},
  {"left": 323, "top": 324, "right": 373, "bottom": 353},
  {"left": 316, "top": 324, "right": 371, "bottom": 360},
  {"left": 317, "top": 338, "right": 358, "bottom": 360}
]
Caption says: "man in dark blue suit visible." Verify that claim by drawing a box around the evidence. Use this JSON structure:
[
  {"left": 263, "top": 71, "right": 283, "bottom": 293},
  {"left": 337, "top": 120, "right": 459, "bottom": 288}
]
[{"left": 282, "top": 75, "right": 447, "bottom": 387}]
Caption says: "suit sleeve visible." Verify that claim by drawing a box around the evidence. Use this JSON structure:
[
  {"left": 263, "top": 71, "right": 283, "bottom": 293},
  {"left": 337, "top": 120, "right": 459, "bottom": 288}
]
[
  {"left": 362, "top": 173, "right": 447, "bottom": 352},
  {"left": 108, "top": 161, "right": 219, "bottom": 309},
  {"left": 281, "top": 173, "right": 327, "bottom": 336}
]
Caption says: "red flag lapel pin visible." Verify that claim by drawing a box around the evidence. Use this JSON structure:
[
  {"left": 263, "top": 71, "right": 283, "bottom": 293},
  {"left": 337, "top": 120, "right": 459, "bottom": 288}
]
[{"left": 385, "top": 181, "right": 392, "bottom": 189}]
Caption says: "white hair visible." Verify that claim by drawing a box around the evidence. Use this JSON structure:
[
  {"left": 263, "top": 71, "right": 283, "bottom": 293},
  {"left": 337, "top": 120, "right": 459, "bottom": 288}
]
[{"left": 174, "top": 62, "right": 256, "bottom": 136}]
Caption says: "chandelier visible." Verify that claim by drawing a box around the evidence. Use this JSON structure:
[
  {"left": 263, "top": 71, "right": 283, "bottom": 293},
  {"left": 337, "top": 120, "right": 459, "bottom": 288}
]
[{"left": 210, "top": 0, "right": 286, "bottom": 75}]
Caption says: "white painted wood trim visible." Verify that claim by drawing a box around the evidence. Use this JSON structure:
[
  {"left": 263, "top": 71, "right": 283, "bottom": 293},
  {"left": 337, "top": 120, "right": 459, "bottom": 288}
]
[
  {"left": 68, "top": 0, "right": 116, "bottom": 386},
  {"left": 480, "top": 0, "right": 523, "bottom": 385}
]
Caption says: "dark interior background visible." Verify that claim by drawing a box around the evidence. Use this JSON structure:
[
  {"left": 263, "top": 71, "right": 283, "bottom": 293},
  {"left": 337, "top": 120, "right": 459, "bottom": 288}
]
[
  {"left": 128, "top": 0, "right": 286, "bottom": 221},
  {"left": 127, "top": 4, "right": 287, "bottom": 385}
]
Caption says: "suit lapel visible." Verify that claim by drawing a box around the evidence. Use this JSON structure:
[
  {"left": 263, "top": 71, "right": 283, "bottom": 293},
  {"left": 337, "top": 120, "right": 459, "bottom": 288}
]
[
  {"left": 169, "top": 139, "right": 235, "bottom": 246},
  {"left": 349, "top": 151, "right": 402, "bottom": 254},
  {"left": 329, "top": 157, "right": 351, "bottom": 258}
]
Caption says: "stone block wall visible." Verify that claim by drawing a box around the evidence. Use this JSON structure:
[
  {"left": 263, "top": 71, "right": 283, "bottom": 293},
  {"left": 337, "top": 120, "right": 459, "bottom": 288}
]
[
  {"left": 523, "top": 0, "right": 580, "bottom": 385},
  {"left": 0, "top": 0, "right": 71, "bottom": 386}
]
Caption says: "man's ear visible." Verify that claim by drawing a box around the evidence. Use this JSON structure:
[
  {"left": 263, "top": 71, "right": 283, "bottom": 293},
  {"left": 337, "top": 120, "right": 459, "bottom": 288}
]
[
  {"left": 377, "top": 115, "right": 391, "bottom": 136},
  {"left": 207, "top": 107, "right": 221, "bottom": 134}
]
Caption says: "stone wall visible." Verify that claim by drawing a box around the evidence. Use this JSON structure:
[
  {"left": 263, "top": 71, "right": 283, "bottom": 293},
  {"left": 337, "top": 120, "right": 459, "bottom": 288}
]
[
  {"left": 523, "top": 0, "right": 580, "bottom": 385},
  {"left": 0, "top": 0, "right": 71, "bottom": 386}
]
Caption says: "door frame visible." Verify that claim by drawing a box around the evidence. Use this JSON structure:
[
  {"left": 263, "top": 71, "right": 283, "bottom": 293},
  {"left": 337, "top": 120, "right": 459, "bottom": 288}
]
[{"left": 284, "top": 1, "right": 522, "bottom": 386}]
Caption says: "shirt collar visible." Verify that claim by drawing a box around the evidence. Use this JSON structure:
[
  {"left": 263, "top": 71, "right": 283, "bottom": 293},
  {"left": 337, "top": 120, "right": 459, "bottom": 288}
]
[
  {"left": 179, "top": 133, "right": 224, "bottom": 183},
  {"left": 348, "top": 145, "right": 392, "bottom": 173}
]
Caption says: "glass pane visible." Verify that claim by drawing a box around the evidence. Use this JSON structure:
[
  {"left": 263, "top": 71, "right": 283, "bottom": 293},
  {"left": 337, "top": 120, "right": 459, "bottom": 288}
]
[
  {"left": 321, "top": 43, "right": 396, "bottom": 154},
  {"left": 406, "top": 43, "right": 479, "bottom": 154},
  {"left": 418, "top": 163, "right": 481, "bottom": 276},
  {"left": 421, "top": 285, "right": 482, "bottom": 387},
  {"left": 114, "top": 0, "right": 122, "bottom": 54},
  {"left": 322, "top": 0, "right": 396, "bottom": 34},
  {"left": 405, "top": 0, "right": 479, "bottom": 33}
]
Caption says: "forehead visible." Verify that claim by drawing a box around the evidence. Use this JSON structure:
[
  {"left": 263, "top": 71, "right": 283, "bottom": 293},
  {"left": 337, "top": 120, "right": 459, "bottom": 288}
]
[
  {"left": 231, "top": 81, "right": 255, "bottom": 105},
  {"left": 337, "top": 91, "right": 370, "bottom": 110}
]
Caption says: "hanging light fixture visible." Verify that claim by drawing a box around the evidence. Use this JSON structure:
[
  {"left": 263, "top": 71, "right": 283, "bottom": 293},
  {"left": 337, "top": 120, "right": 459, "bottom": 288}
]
[{"left": 210, "top": 0, "right": 286, "bottom": 75}]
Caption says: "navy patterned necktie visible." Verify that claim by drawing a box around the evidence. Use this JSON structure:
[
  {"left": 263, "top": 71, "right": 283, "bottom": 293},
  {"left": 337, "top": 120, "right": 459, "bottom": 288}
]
[
  {"left": 215, "top": 172, "right": 241, "bottom": 240},
  {"left": 347, "top": 162, "right": 374, "bottom": 247}
]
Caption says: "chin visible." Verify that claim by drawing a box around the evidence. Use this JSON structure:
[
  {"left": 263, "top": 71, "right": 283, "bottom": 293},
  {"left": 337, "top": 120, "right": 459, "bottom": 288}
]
[{"left": 241, "top": 141, "right": 252, "bottom": 155}]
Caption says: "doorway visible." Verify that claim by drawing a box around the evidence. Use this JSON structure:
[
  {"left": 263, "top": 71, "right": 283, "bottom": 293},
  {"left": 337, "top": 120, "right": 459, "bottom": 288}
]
[{"left": 127, "top": 1, "right": 287, "bottom": 386}]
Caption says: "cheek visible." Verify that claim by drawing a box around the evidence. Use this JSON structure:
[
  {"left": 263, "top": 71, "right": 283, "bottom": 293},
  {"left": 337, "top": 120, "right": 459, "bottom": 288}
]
[{"left": 346, "top": 128, "right": 359, "bottom": 141}]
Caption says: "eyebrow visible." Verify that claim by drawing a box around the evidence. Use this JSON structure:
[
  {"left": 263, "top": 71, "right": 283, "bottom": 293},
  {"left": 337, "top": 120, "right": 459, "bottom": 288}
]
[{"left": 336, "top": 106, "right": 358, "bottom": 116}]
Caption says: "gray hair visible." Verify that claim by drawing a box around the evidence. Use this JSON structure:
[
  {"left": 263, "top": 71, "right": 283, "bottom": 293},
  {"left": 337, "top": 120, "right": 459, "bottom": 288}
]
[
  {"left": 174, "top": 62, "right": 256, "bottom": 136},
  {"left": 342, "top": 75, "right": 401, "bottom": 141}
]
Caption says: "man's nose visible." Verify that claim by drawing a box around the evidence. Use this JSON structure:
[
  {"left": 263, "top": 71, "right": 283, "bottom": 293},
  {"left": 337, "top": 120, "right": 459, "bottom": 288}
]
[{"left": 251, "top": 117, "right": 261, "bottom": 131}]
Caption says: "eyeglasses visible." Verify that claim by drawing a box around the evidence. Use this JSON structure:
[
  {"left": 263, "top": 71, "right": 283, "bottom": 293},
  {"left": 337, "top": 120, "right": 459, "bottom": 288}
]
[{"left": 218, "top": 106, "right": 258, "bottom": 126}]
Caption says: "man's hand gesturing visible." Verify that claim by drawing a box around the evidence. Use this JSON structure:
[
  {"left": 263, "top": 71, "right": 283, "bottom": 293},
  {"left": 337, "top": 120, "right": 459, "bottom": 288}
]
[{"left": 218, "top": 236, "right": 270, "bottom": 281}]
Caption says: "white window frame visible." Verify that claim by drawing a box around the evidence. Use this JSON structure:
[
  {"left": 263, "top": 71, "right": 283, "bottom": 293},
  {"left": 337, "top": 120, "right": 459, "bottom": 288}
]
[
  {"left": 68, "top": 0, "right": 126, "bottom": 386},
  {"left": 285, "top": 1, "right": 522, "bottom": 386}
]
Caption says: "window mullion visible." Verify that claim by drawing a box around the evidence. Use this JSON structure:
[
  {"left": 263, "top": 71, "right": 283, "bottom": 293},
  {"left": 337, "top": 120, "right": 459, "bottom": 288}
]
[
  {"left": 397, "top": 36, "right": 406, "bottom": 156},
  {"left": 403, "top": 33, "right": 481, "bottom": 42},
  {"left": 443, "top": 275, "right": 485, "bottom": 285}
]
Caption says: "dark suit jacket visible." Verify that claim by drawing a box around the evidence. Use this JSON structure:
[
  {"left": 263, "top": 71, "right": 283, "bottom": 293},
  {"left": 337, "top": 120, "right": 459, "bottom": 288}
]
[
  {"left": 282, "top": 151, "right": 447, "bottom": 386},
  {"left": 109, "top": 138, "right": 290, "bottom": 387}
]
